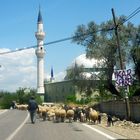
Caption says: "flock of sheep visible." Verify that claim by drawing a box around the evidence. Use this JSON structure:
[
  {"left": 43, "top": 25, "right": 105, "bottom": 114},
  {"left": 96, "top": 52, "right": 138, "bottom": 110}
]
[{"left": 15, "top": 103, "right": 101, "bottom": 124}]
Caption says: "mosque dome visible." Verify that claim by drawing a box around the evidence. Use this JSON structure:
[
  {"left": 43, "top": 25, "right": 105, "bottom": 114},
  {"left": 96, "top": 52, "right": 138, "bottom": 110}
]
[{"left": 71, "top": 54, "right": 104, "bottom": 68}]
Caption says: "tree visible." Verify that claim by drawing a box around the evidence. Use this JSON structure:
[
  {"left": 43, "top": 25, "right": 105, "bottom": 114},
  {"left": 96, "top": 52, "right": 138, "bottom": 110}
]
[
  {"left": 131, "top": 27, "right": 140, "bottom": 82},
  {"left": 0, "top": 91, "right": 17, "bottom": 109},
  {"left": 16, "top": 87, "right": 42, "bottom": 104},
  {"left": 72, "top": 16, "right": 137, "bottom": 97},
  {"left": 65, "top": 63, "right": 95, "bottom": 96},
  {"left": 64, "top": 63, "right": 84, "bottom": 81}
]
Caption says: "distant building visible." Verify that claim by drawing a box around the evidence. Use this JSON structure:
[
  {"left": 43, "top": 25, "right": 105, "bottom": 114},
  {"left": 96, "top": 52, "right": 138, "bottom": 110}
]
[
  {"left": 44, "top": 66, "right": 106, "bottom": 102},
  {"left": 44, "top": 51, "right": 106, "bottom": 102},
  {"left": 44, "top": 80, "right": 75, "bottom": 102}
]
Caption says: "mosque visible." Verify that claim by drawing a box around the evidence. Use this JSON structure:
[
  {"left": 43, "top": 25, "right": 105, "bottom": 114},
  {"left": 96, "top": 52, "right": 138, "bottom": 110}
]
[
  {"left": 44, "top": 55, "right": 105, "bottom": 102},
  {"left": 35, "top": 9, "right": 105, "bottom": 102}
]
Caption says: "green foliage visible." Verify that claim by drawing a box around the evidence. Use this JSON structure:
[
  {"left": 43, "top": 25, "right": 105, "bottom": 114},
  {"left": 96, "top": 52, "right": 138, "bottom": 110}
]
[
  {"left": 65, "top": 63, "right": 84, "bottom": 80},
  {"left": 0, "top": 92, "right": 17, "bottom": 109},
  {"left": 66, "top": 95, "right": 76, "bottom": 103},
  {"left": 72, "top": 15, "right": 139, "bottom": 97},
  {"left": 16, "top": 88, "right": 42, "bottom": 104},
  {"left": 0, "top": 88, "right": 42, "bottom": 109},
  {"left": 66, "top": 94, "right": 92, "bottom": 105},
  {"left": 93, "top": 91, "right": 114, "bottom": 102},
  {"left": 65, "top": 63, "right": 98, "bottom": 97},
  {"left": 16, "top": 88, "right": 33, "bottom": 104},
  {"left": 80, "top": 96, "right": 92, "bottom": 104},
  {"left": 131, "top": 46, "right": 140, "bottom": 82},
  {"left": 128, "top": 83, "right": 140, "bottom": 99}
]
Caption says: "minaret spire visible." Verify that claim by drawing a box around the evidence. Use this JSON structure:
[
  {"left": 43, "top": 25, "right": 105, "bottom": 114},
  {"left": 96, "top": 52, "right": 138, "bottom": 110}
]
[
  {"left": 35, "top": 7, "right": 45, "bottom": 96},
  {"left": 50, "top": 66, "right": 55, "bottom": 82},
  {"left": 38, "top": 5, "right": 43, "bottom": 23},
  {"left": 51, "top": 67, "right": 54, "bottom": 78}
]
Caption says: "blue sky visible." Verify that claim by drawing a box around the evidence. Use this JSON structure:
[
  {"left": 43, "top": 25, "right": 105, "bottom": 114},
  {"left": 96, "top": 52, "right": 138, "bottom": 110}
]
[{"left": 0, "top": 0, "right": 140, "bottom": 91}]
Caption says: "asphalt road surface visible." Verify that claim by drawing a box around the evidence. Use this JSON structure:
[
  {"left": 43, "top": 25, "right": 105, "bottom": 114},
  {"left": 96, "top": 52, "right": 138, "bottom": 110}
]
[{"left": 0, "top": 110, "right": 126, "bottom": 140}]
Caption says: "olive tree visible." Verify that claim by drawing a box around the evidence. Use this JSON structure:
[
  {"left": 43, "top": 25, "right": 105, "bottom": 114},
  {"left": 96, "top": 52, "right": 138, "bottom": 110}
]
[{"left": 72, "top": 16, "right": 138, "bottom": 97}]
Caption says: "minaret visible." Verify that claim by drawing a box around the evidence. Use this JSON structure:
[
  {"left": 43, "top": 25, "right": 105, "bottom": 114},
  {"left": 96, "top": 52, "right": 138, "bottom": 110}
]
[
  {"left": 50, "top": 67, "right": 55, "bottom": 82},
  {"left": 35, "top": 8, "right": 45, "bottom": 95}
]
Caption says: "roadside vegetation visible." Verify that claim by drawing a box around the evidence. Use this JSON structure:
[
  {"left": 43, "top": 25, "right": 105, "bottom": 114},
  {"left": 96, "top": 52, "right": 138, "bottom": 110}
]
[{"left": 0, "top": 88, "right": 42, "bottom": 109}]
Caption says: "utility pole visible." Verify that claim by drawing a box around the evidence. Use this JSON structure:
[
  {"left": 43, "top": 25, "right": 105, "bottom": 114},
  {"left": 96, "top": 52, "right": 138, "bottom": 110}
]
[{"left": 111, "top": 8, "right": 131, "bottom": 120}]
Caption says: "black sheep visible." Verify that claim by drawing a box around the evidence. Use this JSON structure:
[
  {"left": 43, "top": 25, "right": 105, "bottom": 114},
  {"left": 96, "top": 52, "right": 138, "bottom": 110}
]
[{"left": 107, "top": 115, "right": 113, "bottom": 126}]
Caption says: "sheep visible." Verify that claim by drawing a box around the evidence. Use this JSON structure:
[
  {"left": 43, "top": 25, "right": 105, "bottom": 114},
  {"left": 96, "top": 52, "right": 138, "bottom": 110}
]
[
  {"left": 66, "top": 109, "right": 74, "bottom": 123},
  {"left": 89, "top": 108, "right": 99, "bottom": 124},
  {"left": 107, "top": 115, "right": 113, "bottom": 126},
  {"left": 80, "top": 112, "right": 86, "bottom": 122},
  {"left": 73, "top": 107, "right": 81, "bottom": 122},
  {"left": 59, "top": 109, "right": 66, "bottom": 122},
  {"left": 47, "top": 111, "right": 55, "bottom": 121},
  {"left": 98, "top": 113, "right": 102, "bottom": 124},
  {"left": 37, "top": 105, "right": 47, "bottom": 121},
  {"left": 54, "top": 109, "right": 61, "bottom": 122},
  {"left": 15, "top": 104, "right": 28, "bottom": 110},
  {"left": 54, "top": 108, "right": 67, "bottom": 123}
]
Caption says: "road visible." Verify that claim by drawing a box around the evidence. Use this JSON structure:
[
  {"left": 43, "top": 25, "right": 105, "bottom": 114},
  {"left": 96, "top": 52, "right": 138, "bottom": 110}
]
[{"left": 0, "top": 110, "right": 126, "bottom": 140}]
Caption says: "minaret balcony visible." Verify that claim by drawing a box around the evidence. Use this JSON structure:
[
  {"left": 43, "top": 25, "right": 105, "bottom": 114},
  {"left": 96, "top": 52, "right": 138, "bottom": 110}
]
[
  {"left": 35, "top": 32, "right": 45, "bottom": 40},
  {"left": 36, "top": 49, "right": 45, "bottom": 58}
]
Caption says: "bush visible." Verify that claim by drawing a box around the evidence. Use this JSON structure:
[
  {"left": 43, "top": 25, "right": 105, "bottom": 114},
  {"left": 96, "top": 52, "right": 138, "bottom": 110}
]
[
  {"left": 66, "top": 95, "right": 76, "bottom": 103},
  {"left": 0, "top": 93, "right": 17, "bottom": 109},
  {"left": 0, "top": 88, "right": 43, "bottom": 109}
]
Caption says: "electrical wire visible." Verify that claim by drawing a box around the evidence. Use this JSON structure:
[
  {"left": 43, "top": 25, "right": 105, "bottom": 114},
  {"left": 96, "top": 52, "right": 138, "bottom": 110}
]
[
  {"left": 117, "top": 6, "right": 140, "bottom": 26},
  {"left": 0, "top": 6, "right": 140, "bottom": 55},
  {"left": 0, "top": 45, "right": 37, "bottom": 55},
  {"left": 0, "top": 28, "right": 114, "bottom": 55},
  {"left": 124, "top": 7, "right": 140, "bottom": 23}
]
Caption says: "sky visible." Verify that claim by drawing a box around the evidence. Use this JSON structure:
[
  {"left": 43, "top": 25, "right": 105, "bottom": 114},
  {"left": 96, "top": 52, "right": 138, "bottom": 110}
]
[{"left": 0, "top": 0, "right": 140, "bottom": 92}]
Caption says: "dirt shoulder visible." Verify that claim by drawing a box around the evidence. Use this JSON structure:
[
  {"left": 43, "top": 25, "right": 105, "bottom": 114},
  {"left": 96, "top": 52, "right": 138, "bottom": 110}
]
[{"left": 98, "top": 114, "right": 140, "bottom": 139}]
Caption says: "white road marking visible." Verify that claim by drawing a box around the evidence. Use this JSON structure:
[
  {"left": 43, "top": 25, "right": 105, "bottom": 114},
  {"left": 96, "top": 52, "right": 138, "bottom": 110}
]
[
  {"left": 82, "top": 124, "right": 116, "bottom": 140},
  {"left": 6, "top": 111, "right": 29, "bottom": 140}
]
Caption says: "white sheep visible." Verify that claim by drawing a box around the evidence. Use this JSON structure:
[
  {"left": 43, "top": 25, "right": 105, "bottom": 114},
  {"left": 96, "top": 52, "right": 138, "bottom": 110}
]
[
  {"left": 66, "top": 109, "right": 74, "bottom": 123},
  {"left": 89, "top": 108, "right": 99, "bottom": 124}
]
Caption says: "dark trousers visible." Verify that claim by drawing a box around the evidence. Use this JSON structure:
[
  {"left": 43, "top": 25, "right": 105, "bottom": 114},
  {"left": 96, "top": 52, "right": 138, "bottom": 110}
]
[{"left": 29, "top": 111, "right": 36, "bottom": 123}]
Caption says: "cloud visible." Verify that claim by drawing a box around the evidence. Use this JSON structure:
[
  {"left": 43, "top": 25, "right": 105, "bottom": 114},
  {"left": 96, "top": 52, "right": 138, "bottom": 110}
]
[
  {"left": 45, "top": 71, "right": 66, "bottom": 82},
  {"left": 48, "top": 53, "right": 102, "bottom": 82},
  {"left": 0, "top": 48, "right": 37, "bottom": 92},
  {"left": 49, "top": 53, "right": 102, "bottom": 82},
  {"left": 0, "top": 51, "right": 102, "bottom": 92},
  {"left": 71, "top": 54, "right": 103, "bottom": 68},
  {"left": 55, "top": 71, "right": 66, "bottom": 81},
  {"left": 0, "top": 48, "right": 66, "bottom": 92}
]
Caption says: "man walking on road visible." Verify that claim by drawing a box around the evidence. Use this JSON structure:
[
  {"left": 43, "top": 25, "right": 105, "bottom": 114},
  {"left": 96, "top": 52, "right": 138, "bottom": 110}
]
[{"left": 28, "top": 96, "right": 39, "bottom": 124}]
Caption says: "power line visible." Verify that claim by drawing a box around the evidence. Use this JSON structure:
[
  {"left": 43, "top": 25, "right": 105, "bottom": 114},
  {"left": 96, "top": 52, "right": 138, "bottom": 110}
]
[
  {"left": 124, "top": 7, "right": 140, "bottom": 23},
  {"left": 118, "top": 6, "right": 140, "bottom": 26},
  {"left": 0, "top": 45, "right": 37, "bottom": 55},
  {"left": 0, "top": 6, "right": 140, "bottom": 56},
  {"left": 0, "top": 28, "right": 114, "bottom": 55},
  {"left": 44, "top": 27, "right": 114, "bottom": 46}
]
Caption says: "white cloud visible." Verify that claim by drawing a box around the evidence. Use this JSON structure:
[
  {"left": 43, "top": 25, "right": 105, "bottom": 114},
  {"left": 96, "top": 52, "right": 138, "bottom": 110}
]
[
  {"left": 50, "top": 54, "right": 103, "bottom": 82},
  {"left": 71, "top": 54, "right": 104, "bottom": 68},
  {"left": 0, "top": 48, "right": 66, "bottom": 92},
  {"left": 45, "top": 71, "right": 66, "bottom": 82},
  {"left": 55, "top": 71, "right": 66, "bottom": 81},
  {"left": 0, "top": 51, "right": 104, "bottom": 92},
  {"left": 0, "top": 48, "right": 37, "bottom": 92}
]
